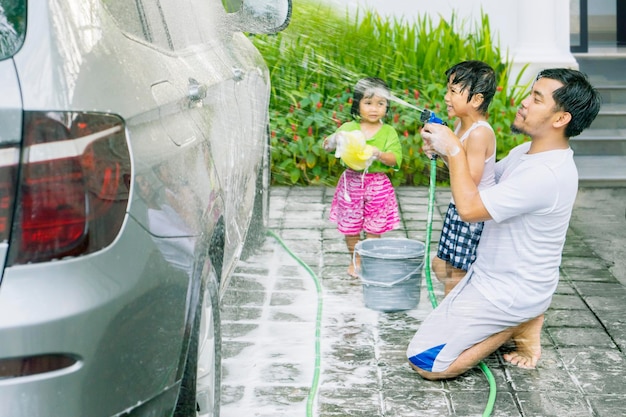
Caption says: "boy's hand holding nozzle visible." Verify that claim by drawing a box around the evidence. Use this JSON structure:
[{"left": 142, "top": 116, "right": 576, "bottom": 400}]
[{"left": 421, "top": 123, "right": 461, "bottom": 158}]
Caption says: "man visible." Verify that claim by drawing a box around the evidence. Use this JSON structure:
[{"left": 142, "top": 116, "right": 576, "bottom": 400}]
[{"left": 406, "top": 68, "right": 601, "bottom": 380}]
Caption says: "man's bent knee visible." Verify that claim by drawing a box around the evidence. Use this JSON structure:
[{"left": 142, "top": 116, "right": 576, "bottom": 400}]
[{"left": 408, "top": 359, "right": 460, "bottom": 381}]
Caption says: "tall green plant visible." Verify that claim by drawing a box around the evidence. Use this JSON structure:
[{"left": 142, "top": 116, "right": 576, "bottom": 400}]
[{"left": 253, "top": 2, "right": 529, "bottom": 186}]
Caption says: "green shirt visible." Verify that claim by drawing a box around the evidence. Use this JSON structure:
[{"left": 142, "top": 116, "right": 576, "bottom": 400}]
[{"left": 336, "top": 121, "right": 402, "bottom": 173}]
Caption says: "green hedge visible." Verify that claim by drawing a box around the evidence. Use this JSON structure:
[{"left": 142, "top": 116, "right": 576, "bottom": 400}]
[{"left": 252, "top": 2, "right": 530, "bottom": 186}]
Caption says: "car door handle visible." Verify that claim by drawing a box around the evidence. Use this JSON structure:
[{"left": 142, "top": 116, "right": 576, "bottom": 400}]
[
  {"left": 188, "top": 78, "right": 207, "bottom": 101},
  {"left": 232, "top": 67, "right": 245, "bottom": 82}
]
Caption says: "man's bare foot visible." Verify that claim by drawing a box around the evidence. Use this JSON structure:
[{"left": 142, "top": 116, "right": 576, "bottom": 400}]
[{"left": 502, "top": 315, "right": 544, "bottom": 369}]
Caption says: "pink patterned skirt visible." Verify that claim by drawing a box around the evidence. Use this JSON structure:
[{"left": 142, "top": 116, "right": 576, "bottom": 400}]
[{"left": 329, "top": 169, "right": 400, "bottom": 235}]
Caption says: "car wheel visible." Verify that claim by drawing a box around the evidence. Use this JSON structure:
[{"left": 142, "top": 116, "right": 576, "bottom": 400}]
[
  {"left": 242, "top": 130, "right": 270, "bottom": 259},
  {"left": 174, "top": 261, "right": 221, "bottom": 417}
]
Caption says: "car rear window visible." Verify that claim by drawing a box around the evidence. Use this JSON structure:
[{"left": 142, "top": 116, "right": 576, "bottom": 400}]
[{"left": 0, "top": 0, "right": 26, "bottom": 59}]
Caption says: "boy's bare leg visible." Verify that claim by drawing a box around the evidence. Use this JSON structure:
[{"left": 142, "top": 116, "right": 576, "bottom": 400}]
[
  {"left": 432, "top": 257, "right": 467, "bottom": 296},
  {"left": 444, "top": 264, "right": 468, "bottom": 296},
  {"left": 409, "top": 315, "right": 544, "bottom": 380},
  {"left": 432, "top": 256, "right": 447, "bottom": 285},
  {"left": 345, "top": 234, "right": 361, "bottom": 277},
  {"left": 502, "top": 314, "right": 544, "bottom": 369}
]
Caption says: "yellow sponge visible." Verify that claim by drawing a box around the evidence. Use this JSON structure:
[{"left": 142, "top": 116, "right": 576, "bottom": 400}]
[{"left": 335, "top": 131, "right": 374, "bottom": 171}]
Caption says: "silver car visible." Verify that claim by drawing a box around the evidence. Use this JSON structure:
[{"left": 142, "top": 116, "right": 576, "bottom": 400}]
[{"left": 0, "top": 0, "right": 290, "bottom": 415}]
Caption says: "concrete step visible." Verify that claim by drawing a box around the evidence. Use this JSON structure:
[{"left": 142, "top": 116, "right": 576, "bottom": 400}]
[
  {"left": 575, "top": 55, "right": 626, "bottom": 84},
  {"left": 574, "top": 155, "right": 626, "bottom": 186},
  {"left": 571, "top": 128, "right": 626, "bottom": 155},
  {"left": 596, "top": 85, "right": 626, "bottom": 105},
  {"left": 588, "top": 103, "right": 626, "bottom": 130},
  {"left": 571, "top": 55, "right": 626, "bottom": 184}
]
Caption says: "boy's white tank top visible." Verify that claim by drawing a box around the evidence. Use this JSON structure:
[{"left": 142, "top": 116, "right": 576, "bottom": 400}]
[{"left": 451, "top": 121, "right": 496, "bottom": 205}]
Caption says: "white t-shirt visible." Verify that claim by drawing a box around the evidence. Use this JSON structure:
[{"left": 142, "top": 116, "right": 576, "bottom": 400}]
[{"left": 471, "top": 141, "right": 578, "bottom": 317}]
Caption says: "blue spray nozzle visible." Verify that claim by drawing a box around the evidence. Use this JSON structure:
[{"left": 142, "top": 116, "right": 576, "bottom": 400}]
[{"left": 420, "top": 109, "right": 445, "bottom": 125}]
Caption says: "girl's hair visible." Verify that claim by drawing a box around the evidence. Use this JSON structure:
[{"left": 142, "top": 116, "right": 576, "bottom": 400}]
[
  {"left": 536, "top": 68, "right": 601, "bottom": 138},
  {"left": 445, "top": 60, "right": 497, "bottom": 115},
  {"left": 350, "top": 77, "right": 391, "bottom": 119}
]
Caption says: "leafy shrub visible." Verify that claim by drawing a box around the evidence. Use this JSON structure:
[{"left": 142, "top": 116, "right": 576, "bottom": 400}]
[{"left": 253, "top": 2, "right": 529, "bottom": 186}]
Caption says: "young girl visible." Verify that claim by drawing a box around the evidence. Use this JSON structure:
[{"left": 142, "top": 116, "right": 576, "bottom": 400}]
[
  {"left": 323, "top": 77, "right": 403, "bottom": 277},
  {"left": 432, "top": 60, "right": 497, "bottom": 295}
]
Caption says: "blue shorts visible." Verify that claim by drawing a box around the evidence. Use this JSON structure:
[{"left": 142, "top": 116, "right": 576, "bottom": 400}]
[
  {"left": 436, "top": 203, "right": 484, "bottom": 271},
  {"left": 406, "top": 274, "right": 529, "bottom": 373}
]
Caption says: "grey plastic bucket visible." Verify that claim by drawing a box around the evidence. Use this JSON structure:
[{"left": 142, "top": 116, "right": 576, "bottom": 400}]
[{"left": 355, "top": 238, "right": 425, "bottom": 312}]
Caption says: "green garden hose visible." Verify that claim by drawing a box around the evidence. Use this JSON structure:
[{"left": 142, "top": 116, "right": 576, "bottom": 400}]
[
  {"left": 424, "top": 157, "right": 497, "bottom": 417},
  {"left": 266, "top": 229, "right": 322, "bottom": 417}
]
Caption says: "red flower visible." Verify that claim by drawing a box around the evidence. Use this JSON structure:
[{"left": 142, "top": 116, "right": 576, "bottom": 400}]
[
  {"left": 348, "top": 98, "right": 353, "bottom": 104},
  {"left": 393, "top": 113, "right": 399, "bottom": 123},
  {"left": 316, "top": 102, "right": 322, "bottom": 110},
  {"left": 414, "top": 89, "right": 420, "bottom": 100},
  {"left": 510, "top": 98, "right": 515, "bottom": 106},
  {"left": 403, "top": 130, "right": 409, "bottom": 137},
  {"left": 496, "top": 86, "right": 503, "bottom": 92},
  {"left": 307, "top": 126, "right": 313, "bottom": 136},
  {"left": 289, "top": 105, "right": 294, "bottom": 113},
  {"left": 271, "top": 131, "right": 276, "bottom": 138},
  {"left": 291, "top": 124, "right": 297, "bottom": 131},
  {"left": 294, "top": 135, "right": 299, "bottom": 142}
]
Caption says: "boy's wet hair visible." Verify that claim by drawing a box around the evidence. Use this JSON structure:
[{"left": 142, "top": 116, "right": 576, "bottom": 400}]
[
  {"left": 536, "top": 68, "right": 602, "bottom": 138},
  {"left": 350, "top": 77, "right": 391, "bottom": 119},
  {"left": 445, "top": 60, "right": 497, "bottom": 115}
]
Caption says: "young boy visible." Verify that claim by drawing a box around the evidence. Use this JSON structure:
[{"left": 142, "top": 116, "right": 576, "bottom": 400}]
[{"left": 432, "top": 60, "right": 498, "bottom": 295}]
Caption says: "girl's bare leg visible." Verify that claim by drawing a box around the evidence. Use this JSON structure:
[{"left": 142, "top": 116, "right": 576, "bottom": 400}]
[
  {"left": 347, "top": 233, "right": 381, "bottom": 277},
  {"left": 345, "top": 234, "right": 361, "bottom": 277}
]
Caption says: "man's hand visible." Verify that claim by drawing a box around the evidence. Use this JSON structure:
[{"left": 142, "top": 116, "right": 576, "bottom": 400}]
[{"left": 421, "top": 123, "right": 461, "bottom": 157}]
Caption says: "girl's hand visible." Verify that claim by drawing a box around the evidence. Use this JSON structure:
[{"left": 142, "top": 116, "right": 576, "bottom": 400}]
[{"left": 323, "top": 134, "right": 337, "bottom": 151}]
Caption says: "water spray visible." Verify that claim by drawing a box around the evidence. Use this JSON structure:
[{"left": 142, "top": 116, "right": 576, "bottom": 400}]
[
  {"left": 354, "top": 78, "right": 446, "bottom": 125},
  {"left": 386, "top": 94, "right": 445, "bottom": 125}
]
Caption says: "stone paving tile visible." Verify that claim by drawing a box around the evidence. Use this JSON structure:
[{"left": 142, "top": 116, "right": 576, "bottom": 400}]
[{"left": 221, "top": 186, "right": 626, "bottom": 417}]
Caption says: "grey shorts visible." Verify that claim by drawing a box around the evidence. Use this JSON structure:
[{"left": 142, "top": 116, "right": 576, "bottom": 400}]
[{"left": 406, "top": 274, "right": 529, "bottom": 373}]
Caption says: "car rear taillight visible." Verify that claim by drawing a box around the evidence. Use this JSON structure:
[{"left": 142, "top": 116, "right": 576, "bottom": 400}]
[
  {"left": 7, "top": 112, "right": 131, "bottom": 266},
  {"left": 0, "top": 146, "right": 19, "bottom": 245}
]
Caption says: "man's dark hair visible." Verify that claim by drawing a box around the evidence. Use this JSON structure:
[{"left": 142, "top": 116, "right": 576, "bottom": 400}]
[
  {"left": 445, "top": 60, "right": 497, "bottom": 115},
  {"left": 536, "top": 68, "right": 602, "bottom": 137},
  {"left": 350, "top": 77, "right": 391, "bottom": 119}
]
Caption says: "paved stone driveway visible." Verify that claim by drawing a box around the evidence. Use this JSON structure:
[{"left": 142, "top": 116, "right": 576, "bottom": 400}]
[{"left": 220, "top": 186, "right": 626, "bottom": 417}]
